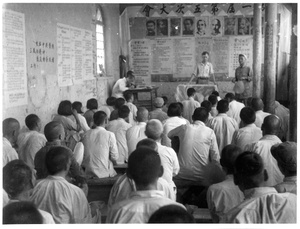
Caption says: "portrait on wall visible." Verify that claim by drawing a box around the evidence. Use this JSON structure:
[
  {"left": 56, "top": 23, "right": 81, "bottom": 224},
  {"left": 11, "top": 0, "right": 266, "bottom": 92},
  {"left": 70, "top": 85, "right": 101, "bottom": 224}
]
[
  {"left": 182, "top": 17, "right": 194, "bottom": 36},
  {"left": 157, "top": 19, "right": 168, "bottom": 36},
  {"left": 170, "top": 18, "right": 181, "bottom": 36},
  {"left": 195, "top": 17, "right": 209, "bottom": 37},
  {"left": 224, "top": 17, "right": 237, "bottom": 35},
  {"left": 210, "top": 17, "right": 223, "bottom": 36},
  {"left": 238, "top": 17, "right": 251, "bottom": 35},
  {"left": 146, "top": 19, "right": 156, "bottom": 36}
]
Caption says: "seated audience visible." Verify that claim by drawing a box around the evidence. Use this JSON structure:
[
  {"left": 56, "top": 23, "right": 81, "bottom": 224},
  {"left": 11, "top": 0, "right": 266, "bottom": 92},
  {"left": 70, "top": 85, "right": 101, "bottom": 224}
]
[
  {"left": 221, "top": 151, "right": 297, "bottom": 223},
  {"left": 161, "top": 96, "right": 169, "bottom": 113},
  {"left": 106, "top": 147, "right": 185, "bottom": 223},
  {"left": 126, "top": 107, "right": 148, "bottom": 155},
  {"left": 18, "top": 114, "right": 47, "bottom": 170},
  {"left": 124, "top": 91, "right": 138, "bottom": 125},
  {"left": 201, "top": 100, "right": 213, "bottom": 122},
  {"left": 83, "top": 98, "right": 98, "bottom": 128},
  {"left": 225, "top": 93, "right": 245, "bottom": 127},
  {"left": 206, "top": 145, "right": 244, "bottom": 223},
  {"left": 274, "top": 101, "right": 290, "bottom": 141},
  {"left": 2, "top": 118, "right": 20, "bottom": 167},
  {"left": 82, "top": 111, "right": 118, "bottom": 178},
  {"left": 98, "top": 96, "right": 116, "bottom": 118},
  {"left": 71, "top": 101, "right": 90, "bottom": 132},
  {"left": 107, "top": 105, "right": 132, "bottom": 164},
  {"left": 208, "top": 94, "right": 218, "bottom": 118},
  {"left": 271, "top": 141, "right": 297, "bottom": 194},
  {"left": 148, "top": 204, "right": 195, "bottom": 223},
  {"left": 149, "top": 97, "right": 168, "bottom": 122},
  {"left": 231, "top": 107, "right": 262, "bottom": 151},
  {"left": 251, "top": 98, "right": 271, "bottom": 128},
  {"left": 3, "top": 160, "right": 55, "bottom": 223},
  {"left": 182, "top": 88, "right": 200, "bottom": 123},
  {"left": 109, "top": 97, "right": 126, "bottom": 121},
  {"left": 211, "top": 90, "right": 221, "bottom": 101}
]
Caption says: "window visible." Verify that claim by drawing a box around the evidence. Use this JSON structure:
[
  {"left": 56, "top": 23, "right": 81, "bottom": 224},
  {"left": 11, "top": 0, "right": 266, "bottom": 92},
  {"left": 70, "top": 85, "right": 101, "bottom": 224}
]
[{"left": 96, "top": 6, "right": 105, "bottom": 75}]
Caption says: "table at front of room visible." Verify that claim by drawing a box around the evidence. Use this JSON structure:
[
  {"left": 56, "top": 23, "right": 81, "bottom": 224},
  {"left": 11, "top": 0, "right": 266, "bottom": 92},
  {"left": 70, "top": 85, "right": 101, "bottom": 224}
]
[
  {"left": 175, "top": 84, "right": 218, "bottom": 103},
  {"left": 127, "top": 86, "right": 159, "bottom": 111}
]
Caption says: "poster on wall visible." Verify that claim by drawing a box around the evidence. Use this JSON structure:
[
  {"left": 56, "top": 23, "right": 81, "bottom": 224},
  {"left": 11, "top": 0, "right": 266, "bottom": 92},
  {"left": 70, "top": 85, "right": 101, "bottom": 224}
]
[
  {"left": 70, "top": 26, "right": 84, "bottom": 84},
  {"left": 228, "top": 36, "right": 253, "bottom": 78},
  {"left": 151, "top": 38, "right": 173, "bottom": 74},
  {"left": 211, "top": 37, "right": 229, "bottom": 73},
  {"left": 3, "top": 9, "right": 28, "bottom": 108},
  {"left": 82, "top": 30, "right": 94, "bottom": 81},
  {"left": 195, "top": 37, "right": 212, "bottom": 64}
]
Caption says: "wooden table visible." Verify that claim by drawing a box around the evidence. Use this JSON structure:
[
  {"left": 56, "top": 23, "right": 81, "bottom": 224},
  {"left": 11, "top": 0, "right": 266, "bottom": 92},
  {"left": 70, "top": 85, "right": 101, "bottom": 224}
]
[{"left": 127, "top": 86, "right": 159, "bottom": 111}]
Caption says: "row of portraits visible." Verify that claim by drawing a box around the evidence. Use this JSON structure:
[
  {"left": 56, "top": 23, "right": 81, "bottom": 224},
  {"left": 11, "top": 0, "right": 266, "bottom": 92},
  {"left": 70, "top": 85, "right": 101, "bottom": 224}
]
[{"left": 146, "top": 17, "right": 255, "bottom": 37}]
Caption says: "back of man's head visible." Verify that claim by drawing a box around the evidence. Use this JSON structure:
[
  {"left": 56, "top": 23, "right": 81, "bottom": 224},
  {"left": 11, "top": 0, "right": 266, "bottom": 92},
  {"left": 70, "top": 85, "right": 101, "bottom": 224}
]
[
  {"left": 145, "top": 119, "right": 163, "bottom": 141},
  {"left": 224, "top": 93, "right": 235, "bottom": 102},
  {"left": 262, "top": 115, "right": 280, "bottom": 135},
  {"left": 136, "top": 138, "right": 158, "bottom": 151},
  {"left": 3, "top": 201, "right": 43, "bottom": 224},
  {"left": 127, "top": 147, "right": 162, "bottom": 188},
  {"left": 118, "top": 105, "right": 130, "bottom": 119},
  {"left": 136, "top": 107, "right": 149, "bottom": 122},
  {"left": 208, "top": 94, "right": 218, "bottom": 106},
  {"left": 45, "top": 146, "right": 71, "bottom": 175},
  {"left": 86, "top": 98, "right": 98, "bottom": 110},
  {"left": 57, "top": 100, "right": 73, "bottom": 116},
  {"left": 251, "top": 98, "right": 264, "bottom": 111},
  {"left": 211, "top": 90, "right": 220, "bottom": 97},
  {"left": 187, "top": 88, "right": 196, "bottom": 97},
  {"left": 126, "top": 70, "right": 135, "bottom": 79},
  {"left": 192, "top": 107, "right": 208, "bottom": 123},
  {"left": 44, "top": 121, "right": 64, "bottom": 142},
  {"left": 93, "top": 111, "right": 107, "bottom": 126},
  {"left": 3, "top": 160, "right": 32, "bottom": 199},
  {"left": 106, "top": 96, "right": 116, "bottom": 106},
  {"left": 240, "top": 107, "right": 256, "bottom": 125},
  {"left": 148, "top": 204, "right": 195, "bottom": 223},
  {"left": 217, "top": 99, "right": 229, "bottom": 113},
  {"left": 72, "top": 101, "right": 83, "bottom": 114},
  {"left": 124, "top": 91, "right": 133, "bottom": 102},
  {"left": 25, "top": 114, "right": 40, "bottom": 131},
  {"left": 115, "top": 98, "right": 126, "bottom": 109},
  {"left": 167, "top": 103, "right": 181, "bottom": 117},
  {"left": 220, "top": 145, "right": 243, "bottom": 174},
  {"left": 201, "top": 100, "right": 212, "bottom": 112},
  {"left": 2, "top": 118, "right": 20, "bottom": 139}
]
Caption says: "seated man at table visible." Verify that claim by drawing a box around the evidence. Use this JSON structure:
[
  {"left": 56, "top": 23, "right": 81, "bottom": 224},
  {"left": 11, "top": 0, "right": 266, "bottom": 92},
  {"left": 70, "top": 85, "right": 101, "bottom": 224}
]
[
  {"left": 182, "top": 88, "right": 201, "bottom": 123},
  {"left": 111, "top": 70, "right": 135, "bottom": 98},
  {"left": 106, "top": 147, "right": 185, "bottom": 223},
  {"left": 82, "top": 111, "right": 118, "bottom": 178},
  {"left": 149, "top": 97, "right": 168, "bottom": 123}
]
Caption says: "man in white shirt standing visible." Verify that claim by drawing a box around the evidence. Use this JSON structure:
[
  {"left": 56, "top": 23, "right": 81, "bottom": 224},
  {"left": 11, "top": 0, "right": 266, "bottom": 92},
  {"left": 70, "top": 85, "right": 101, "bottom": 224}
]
[
  {"left": 111, "top": 70, "right": 135, "bottom": 98},
  {"left": 182, "top": 88, "right": 201, "bottom": 123},
  {"left": 82, "top": 111, "right": 118, "bottom": 178},
  {"left": 224, "top": 93, "right": 245, "bottom": 127}
]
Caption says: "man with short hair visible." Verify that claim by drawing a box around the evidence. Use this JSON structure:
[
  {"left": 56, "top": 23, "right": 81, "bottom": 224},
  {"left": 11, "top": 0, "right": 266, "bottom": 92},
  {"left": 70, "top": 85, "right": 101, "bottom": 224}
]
[
  {"left": 221, "top": 151, "right": 296, "bottom": 223},
  {"left": 224, "top": 93, "right": 245, "bottom": 126},
  {"left": 208, "top": 94, "right": 218, "bottom": 118},
  {"left": 182, "top": 88, "right": 201, "bottom": 123},
  {"left": 149, "top": 97, "right": 168, "bottom": 122},
  {"left": 2, "top": 118, "right": 20, "bottom": 167},
  {"left": 111, "top": 70, "right": 135, "bottom": 98},
  {"left": 251, "top": 98, "right": 271, "bottom": 128},
  {"left": 124, "top": 91, "right": 138, "bottom": 125},
  {"left": 82, "top": 111, "right": 118, "bottom": 178},
  {"left": 126, "top": 107, "right": 148, "bottom": 155}
]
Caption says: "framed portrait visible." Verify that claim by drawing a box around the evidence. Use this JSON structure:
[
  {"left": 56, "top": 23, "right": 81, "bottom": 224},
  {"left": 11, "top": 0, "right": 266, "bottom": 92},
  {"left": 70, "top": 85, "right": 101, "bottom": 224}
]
[
  {"left": 237, "top": 17, "right": 251, "bottom": 35},
  {"left": 224, "top": 17, "right": 237, "bottom": 35},
  {"left": 146, "top": 19, "right": 156, "bottom": 36},
  {"left": 210, "top": 17, "right": 223, "bottom": 36},
  {"left": 170, "top": 18, "right": 181, "bottom": 36},
  {"left": 157, "top": 19, "right": 168, "bottom": 36},
  {"left": 195, "top": 17, "right": 209, "bottom": 37},
  {"left": 182, "top": 17, "right": 195, "bottom": 36}
]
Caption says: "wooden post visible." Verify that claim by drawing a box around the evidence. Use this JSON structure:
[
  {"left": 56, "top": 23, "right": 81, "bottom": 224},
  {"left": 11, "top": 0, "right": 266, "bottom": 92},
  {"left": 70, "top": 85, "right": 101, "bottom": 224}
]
[
  {"left": 253, "top": 4, "right": 262, "bottom": 98},
  {"left": 289, "top": 4, "right": 297, "bottom": 142},
  {"left": 263, "top": 3, "right": 277, "bottom": 114}
]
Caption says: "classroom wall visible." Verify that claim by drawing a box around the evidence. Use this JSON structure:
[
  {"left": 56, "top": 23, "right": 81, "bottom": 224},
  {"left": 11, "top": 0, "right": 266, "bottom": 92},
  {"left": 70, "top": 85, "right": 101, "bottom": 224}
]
[{"left": 2, "top": 3, "right": 120, "bottom": 129}]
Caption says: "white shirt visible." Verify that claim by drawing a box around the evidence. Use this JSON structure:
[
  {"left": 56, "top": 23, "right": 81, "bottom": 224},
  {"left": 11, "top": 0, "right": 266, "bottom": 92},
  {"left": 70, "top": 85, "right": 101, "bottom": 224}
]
[
  {"left": 70, "top": 114, "right": 90, "bottom": 132},
  {"left": 274, "top": 176, "right": 297, "bottom": 195},
  {"left": 182, "top": 97, "right": 200, "bottom": 123},
  {"left": 231, "top": 123, "right": 262, "bottom": 151},
  {"left": 156, "top": 142, "right": 180, "bottom": 190},
  {"left": 221, "top": 187, "right": 297, "bottom": 223},
  {"left": 111, "top": 78, "right": 129, "bottom": 98},
  {"left": 18, "top": 130, "right": 47, "bottom": 170},
  {"left": 193, "top": 62, "right": 214, "bottom": 78},
  {"left": 227, "top": 100, "right": 245, "bottom": 126},
  {"left": 107, "top": 174, "right": 176, "bottom": 209},
  {"left": 208, "top": 114, "right": 239, "bottom": 154},
  {"left": 126, "top": 102, "right": 138, "bottom": 126},
  {"left": 207, "top": 175, "right": 244, "bottom": 223},
  {"left": 2, "top": 138, "right": 18, "bottom": 167},
  {"left": 126, "top": 122, "right": 147, "bottom": 156},
  {"left": 162, "top": 116, "right": 188, "bottom": 147},
  {"left": 82, "top": 126, "right": 118, "bottom": 178},
  {"left": 254, "top": 110, "right": 271, "bottom": 128},
  {"left": 246, "top": 135, "right": 284, "bottom": 186},
  {"left": 106, "top": 118, "right": 132, "bottom": 164},
  {"left": 168, "top": 121, "right": 220, "bottom": 182},
  {"left": 30, "top": 176, "right": 92, "bottom": 224},
  {"left": 106, "top": 190, "right": 185, "bottom": 223}
]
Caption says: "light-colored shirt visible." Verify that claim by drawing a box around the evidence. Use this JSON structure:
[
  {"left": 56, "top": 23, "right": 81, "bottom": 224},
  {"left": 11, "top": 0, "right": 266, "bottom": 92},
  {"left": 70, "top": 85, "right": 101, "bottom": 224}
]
[
  {"left": 70, "top": 114, "right": 90, "bottom": 132},
  {"left": 126, "top": 122, "right": 147, "bottom": 156},
  {"left": 246, "top": 135, "right": 284, "bottom": 187},
  {"left": 168, "top": 121, "right": 220, "bottom": 182},
  {"left": 162, "top": 116, "right": 188, "bottom": 147},
  {"left": 254, "top": 110, "right": 271, "bottom": 128},
  {"left": 107, "top": 174, "right": 176, "bottom": 209},
  {"left": 106, "top": 190, "right": 185, "bottom": 223},
  {"left": 231, "top": 123, "right": 262, "bottom": 151},
  {"left": 106, "top": 118, "right": 132, "bottom": 164},
  {"left": 210, "top": 106, "right": 218, "bottom": 118},
  {"left": 111, "top": 78, "right": 128, "bottom": 98},
  {"left": 126, "top": 102, "right": 138, "bottom": 126},
  {"left": 2, "top": 138, "right": 18, "bottom": 167},
  {"left": 221, "top": 187, "right": 297, "bottom": 223},
  {"left": 227, "top": 100, "right": 245, "bottom": 126},
  {"left": 82, "top": 126, "right": 118, "bottom": 178},
  {"left": 156, "top": 142, "right": 180, "bottom": 190},
  {"left": 30, "top": 175, "right": 92, "bottom": 224},
  {"left": 18, "top": 130, "right": 47, "bottom": 170},
  {"left": 182, "top": 97, "right": 201, "bottom": 123},
  {"left": 208, "top": 114, "right": 239, "bottom": 154},
  {"left": 207, "top": 175, "right": 244, "bottom": 223},
  {"left": 193, "top": 62, "right": 214, "bottom": 78},
  {"left": 149, "top": 108, "right": 168, "bottom": 123},
  {"left": 274, "top": 176, "right": 297, "bottom": 195}
]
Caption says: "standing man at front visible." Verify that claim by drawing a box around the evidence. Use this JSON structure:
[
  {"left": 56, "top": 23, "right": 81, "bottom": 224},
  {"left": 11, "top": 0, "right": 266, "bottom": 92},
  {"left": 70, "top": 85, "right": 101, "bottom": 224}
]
[
  {"left": 189, "top": 51, "right": 216, "bottom": 85},
  {"left": 111, "top": 70, "right": 135, "bottom": 98}
]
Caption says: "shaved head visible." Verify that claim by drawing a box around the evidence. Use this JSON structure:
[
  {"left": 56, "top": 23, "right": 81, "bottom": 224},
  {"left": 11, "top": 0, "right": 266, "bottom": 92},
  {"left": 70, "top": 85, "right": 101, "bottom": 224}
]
[
  {"left": 3, "top": 118, "right": 20, "bottom": 146},
  {"left": 136, "top": 107, "right": 149, "bottom": 122},
  {"left": 251, "top": 98, "right": 264, "bottom": 111},
  {"left": 262, "top": 115, "right": 281, "bottom": 135},
  {"left": 145, "top": 119, "right": 163, "bottom": 141},
  {"left": 44, "top": 121, "right": 65, "bottom": 142}
]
